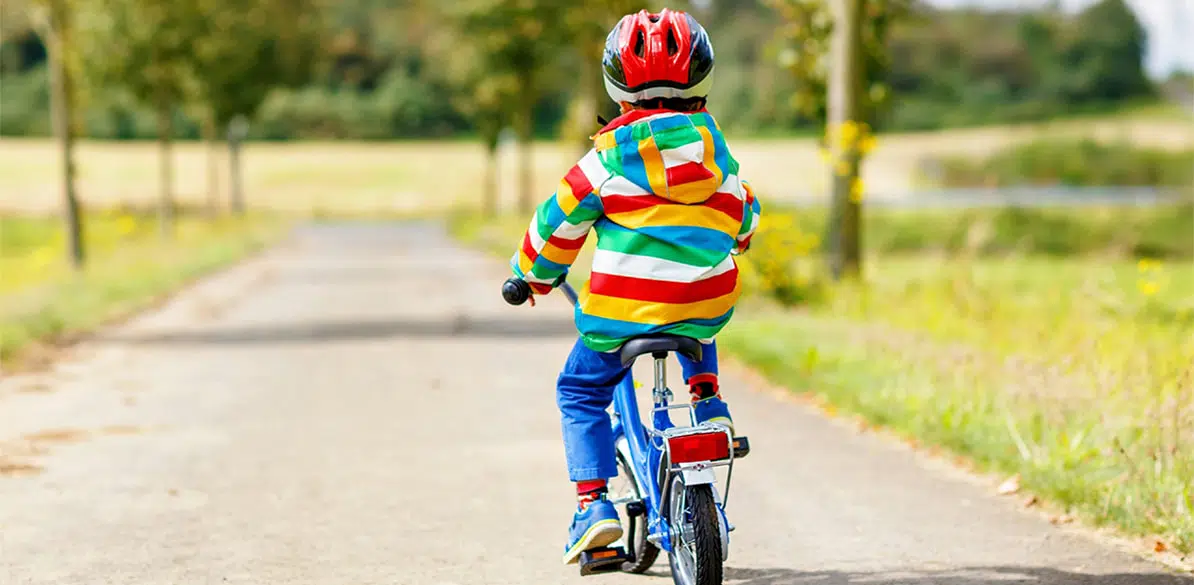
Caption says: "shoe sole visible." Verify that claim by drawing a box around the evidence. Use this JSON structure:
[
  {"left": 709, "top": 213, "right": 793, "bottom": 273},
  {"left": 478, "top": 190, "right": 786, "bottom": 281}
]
[
  {"left": 703, "top": 417, "right": 735, "bottom": 436},
  {"left": 562, "top": 519, "right": 623, "bottom": 565}
]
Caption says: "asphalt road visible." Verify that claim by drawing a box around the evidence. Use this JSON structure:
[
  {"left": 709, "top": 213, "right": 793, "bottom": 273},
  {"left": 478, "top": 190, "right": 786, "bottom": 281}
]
[{"left": 0, "top": 223, "right": 1189, "bottom": 585}]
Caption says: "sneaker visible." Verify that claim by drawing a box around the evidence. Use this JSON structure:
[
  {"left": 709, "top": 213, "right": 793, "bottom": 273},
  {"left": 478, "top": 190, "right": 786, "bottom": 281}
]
[
  {"left": 693, "top": 395, "right": 734, "bottom": 435},
  {"left": 562, "top": 498, "right": 623, "bottom": 565}
]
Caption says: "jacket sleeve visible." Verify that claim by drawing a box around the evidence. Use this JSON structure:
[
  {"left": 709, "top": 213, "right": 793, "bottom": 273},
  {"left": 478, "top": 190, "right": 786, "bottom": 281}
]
[
  {"left": 511, "top": 149, "right": 607, "bottom": 295},
  {"left": 734, "top": 180, "right": 761, "bottom": 254}
]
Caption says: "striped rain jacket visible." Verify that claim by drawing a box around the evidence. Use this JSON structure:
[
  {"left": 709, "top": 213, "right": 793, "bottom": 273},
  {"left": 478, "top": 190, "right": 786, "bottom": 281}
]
[{"left": 511, "top": 109, "right": 761, "bottom": 353}]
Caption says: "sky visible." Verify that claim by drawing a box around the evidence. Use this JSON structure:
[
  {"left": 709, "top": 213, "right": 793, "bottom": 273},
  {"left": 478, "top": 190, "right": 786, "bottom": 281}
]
[{"left": 925, "top": 0, "right": 1194, "bottom": 78}]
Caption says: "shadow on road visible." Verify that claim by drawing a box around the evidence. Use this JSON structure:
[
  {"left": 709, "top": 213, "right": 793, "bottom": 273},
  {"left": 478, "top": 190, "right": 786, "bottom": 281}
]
[
  {"left": 100, "top": 316, "right": 579, "bottom": 346},
  {"left": 723, "top": 566, "right": 1192, "bottom": 584}
]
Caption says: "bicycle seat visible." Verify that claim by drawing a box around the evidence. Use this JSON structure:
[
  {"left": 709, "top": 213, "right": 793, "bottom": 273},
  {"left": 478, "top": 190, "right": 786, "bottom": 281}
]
[{"left": 619, "top": 335, "right": 702, "bottom": 368}]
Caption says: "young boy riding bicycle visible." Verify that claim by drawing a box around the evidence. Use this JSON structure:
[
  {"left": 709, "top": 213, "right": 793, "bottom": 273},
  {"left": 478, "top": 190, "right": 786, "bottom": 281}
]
[{"left": 508, "top": 8, "right": 761, "bottom": 564}]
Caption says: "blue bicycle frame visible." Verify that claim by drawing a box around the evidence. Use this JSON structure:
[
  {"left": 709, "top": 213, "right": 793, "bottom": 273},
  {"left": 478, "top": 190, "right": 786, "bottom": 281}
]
[{"left": 610, "top": 360, "right": 679, "bottom": 552}]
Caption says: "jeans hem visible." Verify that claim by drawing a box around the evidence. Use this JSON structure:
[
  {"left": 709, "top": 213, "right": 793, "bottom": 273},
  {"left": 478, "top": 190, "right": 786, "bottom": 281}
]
[{"left": 568, "top": 466, "right": 617, "bottom": 482}]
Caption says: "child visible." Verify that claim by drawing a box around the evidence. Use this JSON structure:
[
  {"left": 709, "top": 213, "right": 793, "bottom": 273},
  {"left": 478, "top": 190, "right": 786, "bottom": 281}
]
[{"left": 509, "top": 8, "right": 761, "bottom": 565}]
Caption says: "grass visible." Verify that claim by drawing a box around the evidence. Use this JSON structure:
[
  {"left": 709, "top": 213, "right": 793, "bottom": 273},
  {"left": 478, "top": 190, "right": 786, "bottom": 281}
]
[
  {"left": 721, "top": 253, "right": 1194, "bottom": 553},
  {"left": 0, "top": 209, "right": 285, "bottom": 368},
  {"left": 448, "top": 205, "right": 1194, "bottom": 555},
  {"left": 3, "top": 106, "right": 1191, "bottom": 215}
]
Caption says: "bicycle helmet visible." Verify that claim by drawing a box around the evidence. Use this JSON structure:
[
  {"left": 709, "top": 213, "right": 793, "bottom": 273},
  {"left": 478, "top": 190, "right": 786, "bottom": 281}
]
[{"left": 601, "top": 8, "right": 715, "bottom": 104}]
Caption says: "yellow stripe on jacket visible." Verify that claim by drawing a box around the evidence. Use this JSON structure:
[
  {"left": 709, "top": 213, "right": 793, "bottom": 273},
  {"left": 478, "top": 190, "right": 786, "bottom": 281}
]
[{"left": 604, "top": 201, "right": 742, "bottom": 234}]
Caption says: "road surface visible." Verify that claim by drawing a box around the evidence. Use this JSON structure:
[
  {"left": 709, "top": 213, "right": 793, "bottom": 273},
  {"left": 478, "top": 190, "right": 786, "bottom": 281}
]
[{"left": 0, "top": 223, "right": 1189, "bottom": 585}]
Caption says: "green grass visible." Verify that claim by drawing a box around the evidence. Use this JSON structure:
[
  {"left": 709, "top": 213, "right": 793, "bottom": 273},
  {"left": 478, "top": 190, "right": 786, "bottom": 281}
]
[
  {"left": 1, "top": 209, "right": 286, "bottom": 368},
  {"left": 722, "top": 253, "right": 1194, "bottom": 553},
  {"left": 449, "top": 204, "right": 1194, "bottom": 553}
]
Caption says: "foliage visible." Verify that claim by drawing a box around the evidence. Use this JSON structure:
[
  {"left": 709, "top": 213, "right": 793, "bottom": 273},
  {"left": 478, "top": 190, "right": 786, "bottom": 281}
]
[
  {"left": 734, "top": 212, "right": 826, "bottom": 305},
  {"left": 188, "top": 0, "right": 322, "bottom": 128},
  {"left": 0, "top": 0, "right": 1170, "bottom": 139},
  {"left": 884, "top": 0, "right": 1155, "bottom": 130},
  {"left": 928, "top": 139, "right": 1194, "bottom": 188},
  {"left": 74, "top": 0, "right": 201, "bottom": 111},
  {"left": 766, "top": 0, "right": 908, "bottom": 123}
]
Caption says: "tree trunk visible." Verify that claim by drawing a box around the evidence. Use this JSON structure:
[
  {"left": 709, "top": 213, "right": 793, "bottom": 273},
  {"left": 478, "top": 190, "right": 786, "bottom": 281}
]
[
  {"left": 516, "top": 99, "right": 533, "bottom": 214},
  {"left": 46, "top": 0, "right": 84, "bottom": 269},
  {"left": 825, "top": 0, "right": 864, "bottom": 280},
  {"left": 157, "top": 103, "right": 175, "bottom": 240},
  {"left": 229, "top": 136, "right": 244, "bottom": 215},
  {"left": 204, "top": 115, "right": 220, "bottom": 217},
  {"left": 483, "top": 136, "right": 499, "bottom": 218}
]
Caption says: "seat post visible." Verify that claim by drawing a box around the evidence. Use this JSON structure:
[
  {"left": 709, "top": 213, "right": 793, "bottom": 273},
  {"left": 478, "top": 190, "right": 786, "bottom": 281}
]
[{"left": 652, "top": 351, "right": 669, "bottom": 403}]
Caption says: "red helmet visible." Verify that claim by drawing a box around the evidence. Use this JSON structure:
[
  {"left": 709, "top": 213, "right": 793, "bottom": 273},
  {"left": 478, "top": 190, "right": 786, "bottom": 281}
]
[{"left": 602, "top": 9, "right": 715, "bottom": 104}]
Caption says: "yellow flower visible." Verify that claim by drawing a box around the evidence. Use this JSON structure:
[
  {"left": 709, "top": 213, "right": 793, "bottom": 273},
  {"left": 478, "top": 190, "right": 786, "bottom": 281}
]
[
  {"left": 839, "top": 120, "right": 860, "bottom": 149},
  {"left": 1138, "top": 280, "right": 1159, "bottom": 296},
  {"left": 1137, "top": 258, "right": 1160, "bottom": 272},
  {"left": 117, "top": 215, "right": 137, "bottom": 236},
  {"left": 849, "top": 177, "right": 865, "bottom": 202},
  {"left": 859, "top": 134, "right": 878, "bottom": 155},
  {"left": 31, "top": 246, "right": 56, "bottom": 271},
  {"left": 835, "top": 160, "right": 851, "bottom": 177}
]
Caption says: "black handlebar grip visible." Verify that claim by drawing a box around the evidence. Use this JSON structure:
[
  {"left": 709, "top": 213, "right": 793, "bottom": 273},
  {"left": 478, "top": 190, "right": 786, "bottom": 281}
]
[{"left": 502, "top": 278, "right": 532, "bottom": 306}]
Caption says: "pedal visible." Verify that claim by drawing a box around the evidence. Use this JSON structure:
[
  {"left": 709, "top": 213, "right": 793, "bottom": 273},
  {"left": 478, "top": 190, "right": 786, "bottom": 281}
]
[
  {"left": 731, "top": 436, "right": 750, "bottom": 459},
  {"left": 578, "top": 546, "right": 629, "bottom": 576}
]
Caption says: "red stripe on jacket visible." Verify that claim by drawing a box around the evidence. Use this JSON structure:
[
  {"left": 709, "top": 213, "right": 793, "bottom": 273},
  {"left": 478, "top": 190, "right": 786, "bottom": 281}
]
[
  {"left": 666, "top": 161, "right": 715, "bottom": 186},
  {"left": 589, "top": 267, "right": 738, "bottom": 304}
]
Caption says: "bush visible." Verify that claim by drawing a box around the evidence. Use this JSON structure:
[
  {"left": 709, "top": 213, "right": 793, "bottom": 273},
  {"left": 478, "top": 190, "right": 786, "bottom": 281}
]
[
  {"left": 930, "top": 138, "right": 1194, "bottom": 187},
  {"left": 735, "top": 213, "right": 827, "bottom": 306},
  {"left": 0, "top": 67, "right": 51, "bottom": 136}
]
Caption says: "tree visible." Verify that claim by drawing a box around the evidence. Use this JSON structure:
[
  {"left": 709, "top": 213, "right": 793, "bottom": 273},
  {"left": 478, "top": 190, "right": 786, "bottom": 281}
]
[
  {"left": 455, "top": 0, "right": 570, "bottom": 213},
  {"left": 27, "top": 0, "right": 85, "bottom": 268},
  {"left": 188, "top": 0, "right": 321, "bottom": 214},
  {"left": 77, "top": 0, "right": 203, "bottom": 239},
  {"left": 1060, "top": 0, "right": 1152, "bottom": 103},
  {"left": 767, "top": 0, "right": 905, "bottom": 279},
  {"left": 559, "top": 1, "right": 641, "bottom": 156},
  {"left": 432, "top": 23, "right": 519, "bottom": 216}
]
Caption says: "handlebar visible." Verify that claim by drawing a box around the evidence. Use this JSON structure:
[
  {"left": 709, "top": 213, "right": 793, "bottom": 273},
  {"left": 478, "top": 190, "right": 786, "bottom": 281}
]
[{"left": 502, "top": 277, "right": 578, "bottom": 307}]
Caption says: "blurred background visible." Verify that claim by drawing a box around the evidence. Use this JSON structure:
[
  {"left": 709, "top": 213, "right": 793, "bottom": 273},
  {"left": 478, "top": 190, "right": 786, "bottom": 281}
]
[{"left": 1, "top": 0, "right": 1193, "bottom": 556}]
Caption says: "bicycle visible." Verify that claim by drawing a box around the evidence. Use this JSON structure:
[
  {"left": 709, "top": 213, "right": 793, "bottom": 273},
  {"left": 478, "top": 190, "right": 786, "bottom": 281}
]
[{"left": 502, "top": 277, "right": 750, "bottom": 585}]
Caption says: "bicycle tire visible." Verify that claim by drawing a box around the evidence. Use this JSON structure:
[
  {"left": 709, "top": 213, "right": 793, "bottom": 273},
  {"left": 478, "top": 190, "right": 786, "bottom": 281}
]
[
  {"left": 614, "top": 452, "right": 660, "bottom": 573},
  {"left": 667, "top": 480, "right": 723, "bottom": 585}
]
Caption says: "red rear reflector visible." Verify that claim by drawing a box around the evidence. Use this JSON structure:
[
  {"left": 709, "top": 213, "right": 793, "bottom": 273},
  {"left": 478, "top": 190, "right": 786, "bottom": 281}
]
[{"left": 668, "top": 432, "right": 730, "bottom": 464}]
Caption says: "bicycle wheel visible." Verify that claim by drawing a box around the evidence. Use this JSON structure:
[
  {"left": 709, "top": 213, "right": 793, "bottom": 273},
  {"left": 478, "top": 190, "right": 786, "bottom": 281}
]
[
  {"left": 610, "top": 451, "right": 660, "bottom": 573},
  {"left": 666, "top": 475, "right": 723, "bottom": 585}
]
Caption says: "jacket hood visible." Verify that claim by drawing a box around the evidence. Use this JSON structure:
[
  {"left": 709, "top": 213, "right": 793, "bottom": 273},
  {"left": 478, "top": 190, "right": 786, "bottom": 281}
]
[{"left": 593, "top": 109, "right": 733, "bottom": 205}]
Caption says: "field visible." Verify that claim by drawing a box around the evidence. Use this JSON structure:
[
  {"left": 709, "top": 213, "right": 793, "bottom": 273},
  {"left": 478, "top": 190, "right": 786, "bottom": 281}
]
[{"left": 1, "top": 106, "right": 1190, "bottom": 214}]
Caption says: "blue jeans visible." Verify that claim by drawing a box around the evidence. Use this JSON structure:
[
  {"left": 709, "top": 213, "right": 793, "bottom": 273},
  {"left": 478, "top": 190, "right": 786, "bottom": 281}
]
[{"left": 557, "top": 338, "right": 719, "bottom": 482}]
